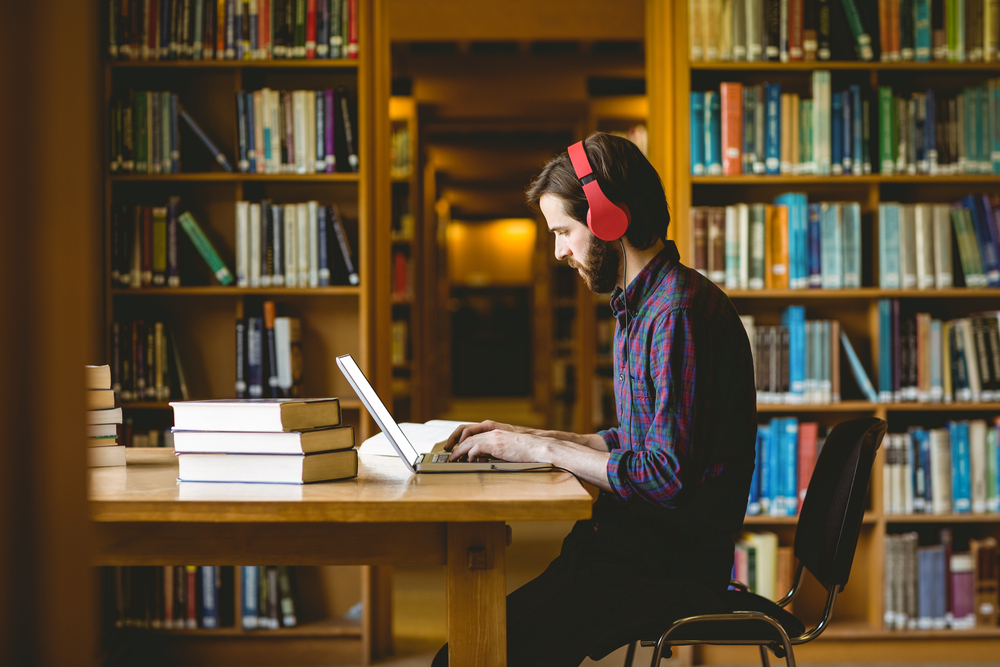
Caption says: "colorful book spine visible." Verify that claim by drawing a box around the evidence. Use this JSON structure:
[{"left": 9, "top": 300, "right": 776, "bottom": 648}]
[
  {"left": 765, "top": 83, "right": 782, "bottom": 174},
  {"left": 705, "top": 90, "right": 723, "bottom": 175},
  {"left": 691, "top": 92, "right": 706, "bottom": 175},
  {"left": 177, "top": 211, "right": 234, "bottom": 285}
]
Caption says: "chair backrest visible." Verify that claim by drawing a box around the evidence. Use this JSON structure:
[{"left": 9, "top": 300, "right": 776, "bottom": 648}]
[{"left": 794, "top": 417, "right": 886, "bottom": 591}]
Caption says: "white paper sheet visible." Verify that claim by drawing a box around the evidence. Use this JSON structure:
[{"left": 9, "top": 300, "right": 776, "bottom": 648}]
[{"left": 358, "top": 419, "right": 469, "bottom": 457}]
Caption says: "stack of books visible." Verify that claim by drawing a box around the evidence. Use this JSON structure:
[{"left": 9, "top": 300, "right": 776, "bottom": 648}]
[
  {"left": 170, "top": 398, "right": 356, "bottom": 484},
  {"left": 86, "top": 364, "right": 125, "bottom": 468}
]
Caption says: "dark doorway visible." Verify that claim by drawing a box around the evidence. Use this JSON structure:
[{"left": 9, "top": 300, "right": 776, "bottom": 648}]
[{"left": 450, "top": 287, "right": 532, "bottom": 396}]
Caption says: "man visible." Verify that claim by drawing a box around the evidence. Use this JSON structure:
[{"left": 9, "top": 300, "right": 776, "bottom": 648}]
[{"left": 433, "top": 133, "right": 757, "bottom": 666}]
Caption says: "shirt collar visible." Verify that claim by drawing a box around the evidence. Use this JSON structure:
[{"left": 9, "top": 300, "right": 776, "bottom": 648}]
[{"left": 609, "top": 240, "right": 680, "bottom": 320}]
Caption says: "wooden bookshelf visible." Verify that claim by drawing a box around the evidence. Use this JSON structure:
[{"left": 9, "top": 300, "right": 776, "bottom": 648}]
[
  {"left": 654, "top": 0, "right": 1000, "bottom": 660},
  {"left": 100, "top": 0, "right": 392, "bottom": 663}
]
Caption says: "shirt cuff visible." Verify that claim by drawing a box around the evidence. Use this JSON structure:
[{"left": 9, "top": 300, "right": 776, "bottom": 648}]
[
  {"left": 606, "top": 448, "right": 634, "bottom": 503},
  {"left": 598, "top": 428, "right": 619, "bottom": 450}
]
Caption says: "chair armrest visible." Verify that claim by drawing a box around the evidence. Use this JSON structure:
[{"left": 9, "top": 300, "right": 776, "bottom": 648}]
[
  {"left": 729, "top": 579, "right": 749, "bottom": 593},
  {"left": 775, "top": 562, "right": 805, "bottom": 609}
]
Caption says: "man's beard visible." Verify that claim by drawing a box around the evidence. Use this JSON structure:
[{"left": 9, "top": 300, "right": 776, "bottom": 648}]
[{"left": 569, "top": 235, "right": 621, "bottom": 294}]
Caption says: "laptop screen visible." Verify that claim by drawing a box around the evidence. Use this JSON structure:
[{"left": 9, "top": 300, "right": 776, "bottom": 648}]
[{"left": 336, "top": 353, "right": 420, "bottom": 469}]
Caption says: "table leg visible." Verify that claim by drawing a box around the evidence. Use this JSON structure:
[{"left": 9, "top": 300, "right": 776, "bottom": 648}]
[{"left": 446, "top": 521, "right": 507, "bottom": 666}]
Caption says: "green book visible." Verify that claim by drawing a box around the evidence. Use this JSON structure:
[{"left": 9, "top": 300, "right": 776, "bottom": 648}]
[
  {"left": 947, "top": 0, "right": 957, "bottom": 60},
  {"left": 839, "top": 0, "right": 873, "bottom": 61},
  {"left": 879, "top": 87, "right": 894, "bottom": 174},
  {"left": 294, "top": 0, "right": 306, "bottom": 58},
  {"left": 177, "top": 211, "right": 234, "bottom": 285},
  {"left": 134, "top": 91, "right": 148, "bottom": 174}
]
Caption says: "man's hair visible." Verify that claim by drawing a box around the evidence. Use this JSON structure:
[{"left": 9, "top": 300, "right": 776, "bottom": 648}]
[{"left": 525, "top": 132, "right": 670, "bottom": 250}]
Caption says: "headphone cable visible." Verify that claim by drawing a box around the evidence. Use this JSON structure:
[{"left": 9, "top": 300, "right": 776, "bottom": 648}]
[{"left": 619, "top": 239, "right": 634, "bottom": 452}]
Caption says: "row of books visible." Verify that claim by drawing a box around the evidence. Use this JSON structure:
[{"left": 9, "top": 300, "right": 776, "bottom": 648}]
[
  {"left": 171, "top": 398, "right": 356, "bottom": 483},
  {"left": 108, "top": 0, "right": 359, "bottom": 61},
  {"left": 875, "top": 302, "right": 1000, "bottom": 404},
  {"left": 748, "top": 418, "right": 828, "bottom": 516},
  {"left": 608, "top": 124, "right": 649, "bottom": 158},
  {"left": 111, "top": 320, "right": 189, "bottom": 404},
  {"left": 112, "top": 200, "right": 233, "bottom": 288},
  {"left": 690, "top": 0, "right": 1000, "bottom": 64},
  {"left": 884, "top": 530, "right": 997, "bottom": 631},
  {"left": 879, "top": 197, "right": 1000, "bottom": 289},
  {"left": 691, "top": 76, "right": 872, "bottom": 177},
  {"left": 235, "top": 87, "right": 358, "bottom": 174},
  {"left": 236, "top": 301, "right": 303, "bottom": 399},
  {"left": 109, "top": 565, "right": 298, "bottom": 631},
  {"left": 732, "top": 532, "right": 796, "bottom": 606},
  {"left": 235, "top": 200, "right": 359, "bottom": 288},
  {"left": 109, "top": 91, "right": 229, "bottom": 173},
  {"left": 689, "top": 199, "right": 862, "bottom": 290},
  {"left": 883, "top": 419, "right": 1000, "bottom": 515},
  {"left": 744, "top": 316, "right": 848, "bottom": 405},
  {"left": 86, "top": 365, "right": 126, "bottom": 467},
  {"left": 878, "top": 83, "right": 1000, "bottom": 176}
]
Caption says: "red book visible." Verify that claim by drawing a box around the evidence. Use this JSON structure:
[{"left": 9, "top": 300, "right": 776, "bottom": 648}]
[
  {"left": 216, "top": 0, "right": 226, "bottom": 58},
  {"left": 788, "top": 0, "right": 803, "bottom": 60},
  {"left": 186, "top": 566, "right": 198, "bottom": 628},
  {"left": 720, "top": 82, "right": 743, "bottom": 175},
  {"left": 148, "top": 0, "right": 159, "bottom": 60},
  {"left": 797, "top": 422, "right": 818, "bottom": 507},
  {"left": 347, "top": 0, "right": 358, "bottom": 58},
  {"left": 393, "top": 251, "right": 408, "bottom": 299},
  {"left": 259, "top": 0, "right": 269, "bottom": 58},
  {"left": 306, "top": 0, "right": 317, "bottom": 58}
]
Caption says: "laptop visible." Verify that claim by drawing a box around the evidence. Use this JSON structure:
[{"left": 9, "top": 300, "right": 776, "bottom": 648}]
[{"left": 336, "top": 353, "right": 552, "bottom": 473}]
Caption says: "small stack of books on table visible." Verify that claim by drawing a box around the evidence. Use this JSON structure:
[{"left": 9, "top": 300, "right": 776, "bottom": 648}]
[
  {"left": 86, "top": 364, "right": 125, "bottom": 467},
  {"left": 170, "top": 398, "right": 356, "bottom": 483}
]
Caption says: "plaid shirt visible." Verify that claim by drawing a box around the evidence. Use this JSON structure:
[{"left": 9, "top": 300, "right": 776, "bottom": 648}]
[{"left": 599, "top": 241, "right": 757, "bottom": 511}]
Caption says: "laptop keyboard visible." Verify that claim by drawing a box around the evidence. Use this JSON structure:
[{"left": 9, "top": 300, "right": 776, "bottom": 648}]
[{"left": 429, "top": 453, "right": 453, "bottom": 463}]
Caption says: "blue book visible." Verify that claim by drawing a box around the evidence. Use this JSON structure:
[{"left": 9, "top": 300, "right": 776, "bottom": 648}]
[
  {"left": 748, "top": 427, "right": 764, "bottom": 515},
  {"left": 842, "top": 202, "right": 862, "bottom": 287},
  {"left": 236, "top": 93, "right": 249, "bottom": 172},
  {"left": 794, "top": 194, "right": 809, "bottom": 288},
  {"left": 201, "top": 566, "right": 219, "bottom": 629},
  {"left": 878, "top": 299, "right": 893, "bottom": 402},
  {"left": 838, "top": 329, "right": 877, "bottom": 402},
  {"left": 758, "top": 422, "right": 772, "bottom": 514},
  {"left": 993, "top": 83, "right": 1000, "bottom": 174},
  {"left": 317, "top": 206, "right": 330, "bottom": 286},
  {"left": 842, "top": 88, "right": 853, "bottom": 174},
  {"left": 914, "top": 0, "right": 931, "bottom": 61},
  {"left": 821, "top": 202, "right": 843, "bottom": 289},
  {"left": 743, "top": 87, "right": 757, "bottom": 174},
  {"left": 245, "top": 92, "right": 257, "bottom": 173},
  {"left": 965, "top": 195, "right": 1000, "bottom": 286},
  {"left": 851, "top": 85, "right": 863, "bottom": 175},
  {"left": 690, "top": 93, "right": 706, "bottom": 175},
  {"left": 807, "top": 203, "right": 823, "bottom": 288},
  {"left": 878, "top": 203, "right": 901, "bottom": 288},
  {"left": 248, "top": 2, "right": 259, "bottom": 55},
  {"left": 911, "top": 427, "right": 931, "bottom": 512},
  {"left": 782, "top": 306, "right": 806, "bottom": 402},
  {"left": 765, "top": 83, "right": 781, "bottom": 175},
  {"left": 949, "top": 420, "right": 972, "bottom": 512},
  {"left": 831, "top": 92, "right": 843, "bottom": 175},
  {"left": 925, "top": 89, "right": 937, "bottom": 173},
  {"left": 242, "top": 566, "right": 259, "bottom": 629},
  {"left": 193, "top": 0, "right": 205, "bottom": 59},
  {"left": 180, "top": 110, "right": 233, "bottom": 173},
  {"left": 705, "top": 90, "right": 723, "bottom": 175},
  {"left": 783, "top": 417, "right": 799, "bottom": 515},
  {"left": 767, "top": 420, "right": 783, "bottom": 516}
]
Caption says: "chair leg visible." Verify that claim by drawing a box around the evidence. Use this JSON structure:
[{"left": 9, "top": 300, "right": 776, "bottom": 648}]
[
  {"left": 782, "top": 645, "right": 796, "bottom": 667},
  {"left": 622, "top": 641, "right": 637, "bottom": 667},
  {"left": 757, "top": 645, "right": 770, "bottom": 667}
]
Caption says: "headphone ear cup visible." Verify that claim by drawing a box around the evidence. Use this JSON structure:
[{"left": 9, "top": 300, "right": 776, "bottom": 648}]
[{"left": 587, "top": 199, "right": 631, "bottom": 242}]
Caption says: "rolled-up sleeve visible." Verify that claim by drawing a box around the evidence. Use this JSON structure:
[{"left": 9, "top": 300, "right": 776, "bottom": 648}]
[{"left": 605, "top": 308, "right": 702, "bottom": 507}]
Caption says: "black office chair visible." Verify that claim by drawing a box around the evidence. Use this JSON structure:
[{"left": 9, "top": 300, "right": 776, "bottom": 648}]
[{"left": 622, "top": 416, "right": 886, "bottom": 667}]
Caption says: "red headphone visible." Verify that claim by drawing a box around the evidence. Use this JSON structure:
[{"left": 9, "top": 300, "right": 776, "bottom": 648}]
[{"left": 567, "top": 139, "right": 631, "bottom": 241}]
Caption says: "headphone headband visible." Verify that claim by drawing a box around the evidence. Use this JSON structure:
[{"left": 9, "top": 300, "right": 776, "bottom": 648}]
[{"left": 566, "top": 140, "right": 630, "bottom": 242}]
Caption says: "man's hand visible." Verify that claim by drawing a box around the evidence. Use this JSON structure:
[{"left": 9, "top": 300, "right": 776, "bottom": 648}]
[
  {"left": 447, "top": 426, "right": 550, "bottom": 464},
  {"left": 445, "top": 420, "right": 524, "bottom": 452}
]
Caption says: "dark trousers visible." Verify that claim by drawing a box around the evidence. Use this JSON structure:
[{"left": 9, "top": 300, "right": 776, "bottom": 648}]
[{"left": 431, "top": 497, "right": 731, "bottom": 667}]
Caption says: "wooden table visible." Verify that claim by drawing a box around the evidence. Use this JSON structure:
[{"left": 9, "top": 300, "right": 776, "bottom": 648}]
[{"left": 90, "top": 449, "right": 593, "bottom": 666}]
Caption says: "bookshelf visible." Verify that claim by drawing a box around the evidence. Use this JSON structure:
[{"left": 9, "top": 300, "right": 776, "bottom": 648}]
[
  {"left": 660, "top": 1, "right": 1000, "bottom": 662},
  {"left": 388, "top": 96, "right": 424, "bottom": 421},
  {"left": 100, "top": 0, "right": 392, "bottom": 663}
]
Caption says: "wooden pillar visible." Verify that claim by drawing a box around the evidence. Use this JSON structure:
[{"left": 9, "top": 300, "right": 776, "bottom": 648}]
[{"left": 446, "top": 522, "right": 507, "bottom": 666}]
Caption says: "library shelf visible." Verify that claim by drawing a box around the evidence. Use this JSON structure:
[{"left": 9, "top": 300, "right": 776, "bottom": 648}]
[
  {"left": 885, "top": 514, "right": 1000, "bottom": 524},
  {"left": 111, "top": 287, "right": 363, "bottom": 297},
  {"left": 110, "top": 173, "right": 361, "bottom": 183},
  {"left": 743, "top": 512, "right": 878, "bottom": 526},
  {"left": 883, "top": 402, "right": 1000, "bottom": 412},
  {"left": 147, "top": 618, "right": 362, "bottom": 638},
  {"left": 756, "top": 401, "right": 877, "bottom": 413},
  {"left": 691, "top": 61, "right": 1000, "bottom": 72},
  {"left": 724, "top": 288, "right": 1000, "bottom": 299},
  {"left": 816, "top": 622, "right": 1000, "bottom": 640},
  {"left": 692, "top": 174, "right": 1000, "bottom": 185},
  {"left": 110, "top": 60, "right": 361, "bottom": 69}
]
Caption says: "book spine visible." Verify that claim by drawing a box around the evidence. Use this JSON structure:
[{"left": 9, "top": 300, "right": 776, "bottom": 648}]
[
  {"left": 817, "top": 0, "right": 831, "bottom": 59},
  {"left": 721, "top": 83, "right": 743, "bottom": 174},
  {"left": 691, "top": 93, "right": 706, "bottom": 175},
  {"left": 271, "top": 204, "right": 284, "bottom": 285},
  {"left": 179, "top": 107, "right": 233, "bottom": 171},
  {"left": 263, "top": 300, "right": 279, "bottom": 397},
  {"left": 178, "top": 211, "right": 234, "bottom": 285},
  {"left": 317, "top": 205, "right": 330, "bottom": 285},
  {"left": 765, "top": 83, "right": 782, "bottom": 174},
  {"left": 325, "top": 88, "right": 335, "bottom": 171},
  {"left": 330, "top": 206, "right": 359, "bottom": 285},
  {"left": 705, "top": 90, "right": 723, "bottom": 175},
  {"left": 201, "top": 566, "right": 218, "bottom": 628},
  {"left": 235, "top": 313, "right": 247, "bottom": 398},
  {"left": 315, "top": 91, "right": 325, "bottom": 172},
  {"left": 241, "top": 566, "right": 258, "bottom": 629},
  {"left": 247, "top": 316, "right": 263, "bottom": 397}
]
